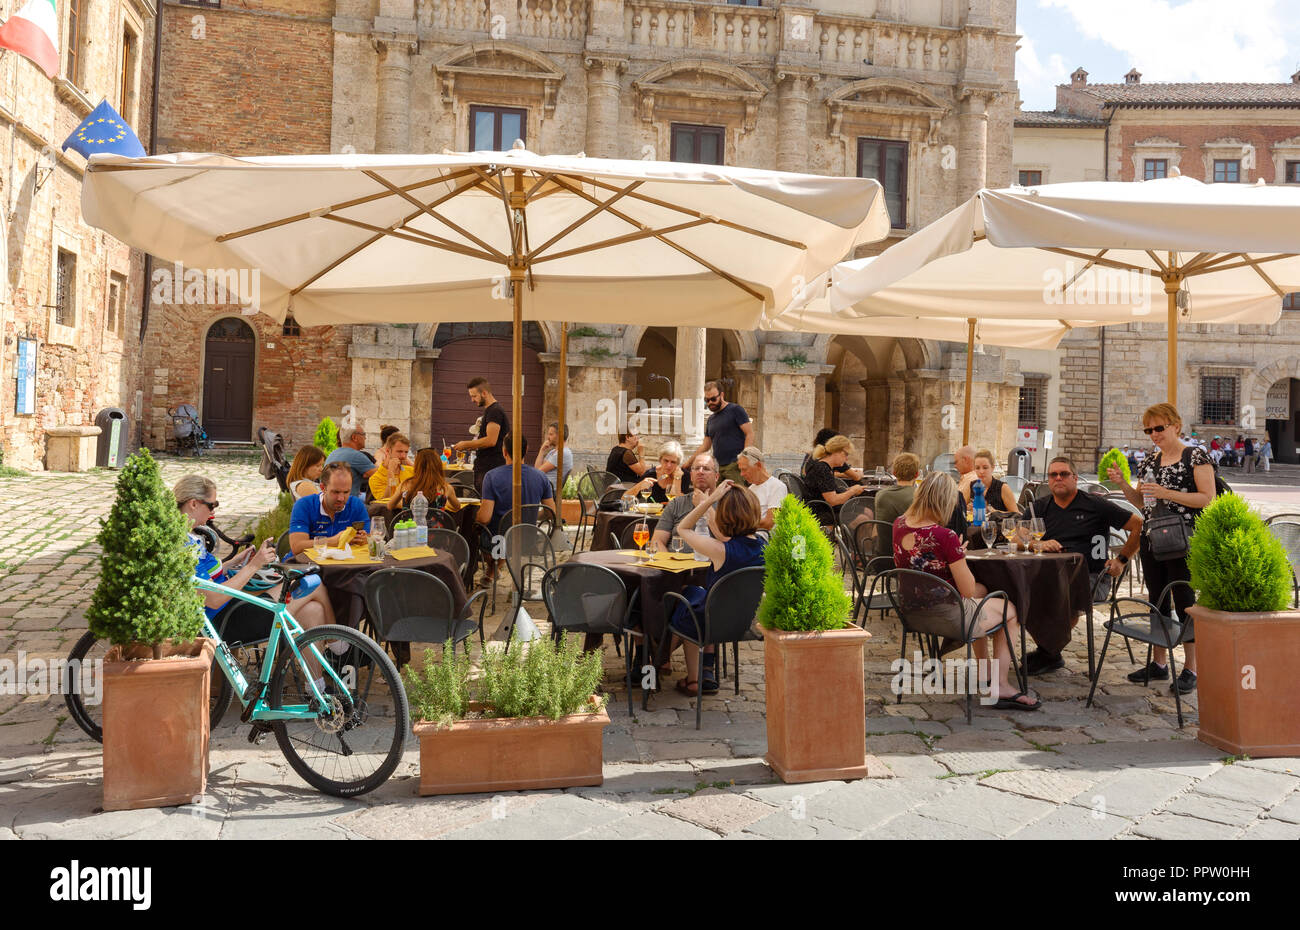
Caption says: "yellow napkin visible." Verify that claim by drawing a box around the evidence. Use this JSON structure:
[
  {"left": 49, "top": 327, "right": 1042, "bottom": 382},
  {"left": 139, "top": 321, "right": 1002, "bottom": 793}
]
[
  {"left": 642, "top": 553, "right": 707, "bottom": 573},
  {"left": 389, "top": 545, "right": 439, "bottom": 560},
  {"left": 306, "top": 548, "right": 380, "bottom": 566}
]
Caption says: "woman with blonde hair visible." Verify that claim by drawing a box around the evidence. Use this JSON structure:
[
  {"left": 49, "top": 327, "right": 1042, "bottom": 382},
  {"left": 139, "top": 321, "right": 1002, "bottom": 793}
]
[
  {"left": 286, "top": 445, "right": 326, "bottom": 499},
  {"left": 803, "top": 434, "right": 868, "bottom": 517},
  {"left": 1108, "top": 402, "right": 1213, "bottom": 694},
  {"left": 389, "top": 447, "right": 461, "bottom": 514},
  {"left": 893, "top": 472, "right": 1038, "bottom": 710}
]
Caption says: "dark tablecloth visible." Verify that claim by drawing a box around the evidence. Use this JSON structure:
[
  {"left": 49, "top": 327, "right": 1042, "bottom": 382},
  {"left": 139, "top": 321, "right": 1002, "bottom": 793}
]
[
  {"left": 965, "top": 549, "right": 1091, "bottom": 654},
  {"left": 591, "top": 511, "right": 660, "bottom": 551},
  {"left": 571, "top": 549, "right": 707, "bottom": 666},
  {"left": 299, "top": 548, "right": 469, "bottom": 631}
]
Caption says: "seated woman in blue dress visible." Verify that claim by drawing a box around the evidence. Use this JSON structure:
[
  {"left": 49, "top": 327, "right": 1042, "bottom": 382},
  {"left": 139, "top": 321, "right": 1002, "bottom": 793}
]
[{"left": 666, "top": 481, "right": 766, "bottom": 696}]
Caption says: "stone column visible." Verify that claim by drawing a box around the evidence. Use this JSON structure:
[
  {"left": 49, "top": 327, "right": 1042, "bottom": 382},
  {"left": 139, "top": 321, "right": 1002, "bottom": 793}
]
[
  {"left": 347, "top": 325, "right": 417, "bottom": 439},
  {"left": 957, "top": 90, "right": 997, "bottom": 203},
  {"left": 583, "top": 57, "right": 626, "bottom": 159},
  {"left": 775, "top": 71, "right": 817, "bottom": 173},
  {"left": 374, "top": 38, "right": 415, "bottom": 154},
  {"left": 675, "top": 327, "right": 706, "bottom": 447}
]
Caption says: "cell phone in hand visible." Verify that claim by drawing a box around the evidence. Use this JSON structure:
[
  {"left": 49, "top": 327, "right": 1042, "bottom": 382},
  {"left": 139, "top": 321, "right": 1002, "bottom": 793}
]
[{"left": 352, "top": 522, "right": 365, "bottom": 531}]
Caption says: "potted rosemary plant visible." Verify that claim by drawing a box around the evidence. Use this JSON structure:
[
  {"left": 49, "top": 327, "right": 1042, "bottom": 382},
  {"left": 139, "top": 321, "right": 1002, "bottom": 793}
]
[
  {"left": 86, "top": 449, "right": 214, "bottom": 810},
  {"left": 1186, "top": 493, "right": 1299, "bottom": 757},
  {"left": 759, "top": 497, "right": 871, "bottom": 783},
  {"left": 404, "top": 635, "right": 609, "bottom": 795}
]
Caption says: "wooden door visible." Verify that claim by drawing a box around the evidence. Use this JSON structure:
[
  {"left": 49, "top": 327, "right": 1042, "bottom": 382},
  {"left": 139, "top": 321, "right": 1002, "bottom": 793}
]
[
  {"left": 202, "top": 318, "right": 255, "bottom": 442},
  {"left": 430, "top": 338, "right": 544, "bottom": 455}
]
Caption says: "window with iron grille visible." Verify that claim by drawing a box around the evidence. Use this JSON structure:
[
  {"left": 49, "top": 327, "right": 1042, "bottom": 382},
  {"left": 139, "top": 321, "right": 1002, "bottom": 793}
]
[
  {"left": 55, "top": 249, "right": 76, "bottom": 328},
  {"left": 1200, "top": 375, "right": 1238, "bottom": 425},
  {"left": 1213, "top": 159, "right": 1240, "bottom": 183},
  {"left": 1018, "top": 376, "right": 1048, "bottom": 430},
  {"left": 670, "top": 124, "right": 725, "bottom": 165},
  {"left": 1144, "top": 159, "right": 1168, "bottom": 180},
  {"left": 1018, "top": 170, "right": 1042, "bottom": 186},
  {"left": 282, "top": 314, "right": 301, "bottom": 337},
  {"left": 858, "top": 138, "right": 908, "bottom": 229}
]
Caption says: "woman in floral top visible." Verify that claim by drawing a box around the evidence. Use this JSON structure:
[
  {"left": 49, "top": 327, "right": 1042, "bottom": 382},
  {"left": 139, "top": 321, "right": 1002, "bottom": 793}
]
[
  {"left": 893, "top": 472, "right": 1038, "bottom": 710},
  {"left": 1108, "top": 402, "right": 1215, "bottom": 694}
]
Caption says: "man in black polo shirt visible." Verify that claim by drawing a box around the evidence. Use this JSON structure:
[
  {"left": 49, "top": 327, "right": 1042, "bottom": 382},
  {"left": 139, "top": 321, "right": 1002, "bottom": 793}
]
[
  {"left": 1021, "top": 455, "right": 1142, "bottom": 675},
  {"left": 453, "top": 376, "right": 509, "bottom": 493}
]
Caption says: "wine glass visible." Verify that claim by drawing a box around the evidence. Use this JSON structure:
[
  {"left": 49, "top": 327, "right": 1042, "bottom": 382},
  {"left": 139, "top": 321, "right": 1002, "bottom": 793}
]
[
  {"left": 312, "top": 536, "right": 329, "bottom": 558},
  {"left": 981, "top": 519, "right": 997, "bottom": 551},
  {"left": 632, "top": 519, "right": 651, "bottom": 557},
  {"left": 669, "top": 535, "right": 684, "bottom": 554},
  {"left": 1031, "top": 516, "right": 1046, "bottom": 555}
]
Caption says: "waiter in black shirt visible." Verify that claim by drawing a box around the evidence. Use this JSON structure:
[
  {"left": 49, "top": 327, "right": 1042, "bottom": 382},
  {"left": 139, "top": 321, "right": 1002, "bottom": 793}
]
[
  {"left": 453, "top": 376, "right": 510, "bottom": 493},
  {"left": 1021, "top": 455, "right": 1142, "bottom": 675}
]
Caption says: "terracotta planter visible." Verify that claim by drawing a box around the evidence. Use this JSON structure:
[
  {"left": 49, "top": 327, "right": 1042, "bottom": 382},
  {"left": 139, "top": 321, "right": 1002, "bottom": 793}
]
[
  {"left": 560, "top": 499, "right": 583, "bottom": 526},
  {"left": 1187, "top": 604, "right": 1300, "bottom": 757},
  {"left": 102, "top": 639, "right": 214, "bottom": 811},
  {"left": 412, "top": 701, "right": 609, "bottom": 795},
  {"left": 764, "top": 625, "right": 872, "bottom": 783}
]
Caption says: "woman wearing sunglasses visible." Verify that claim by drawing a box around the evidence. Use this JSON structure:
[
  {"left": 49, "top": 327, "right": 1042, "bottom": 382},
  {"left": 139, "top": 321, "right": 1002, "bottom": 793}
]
[{"left": 1107, "top": 403, "right": 1215, "bottom": 694}]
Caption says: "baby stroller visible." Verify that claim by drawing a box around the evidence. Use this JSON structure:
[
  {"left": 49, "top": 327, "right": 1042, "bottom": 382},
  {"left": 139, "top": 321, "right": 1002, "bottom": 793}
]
[
  {"left": 258, "top": 426, "right": 291, "bottom": 494},
  {"left": 169, "top": 404, "right": 212, "bottom": 456}
]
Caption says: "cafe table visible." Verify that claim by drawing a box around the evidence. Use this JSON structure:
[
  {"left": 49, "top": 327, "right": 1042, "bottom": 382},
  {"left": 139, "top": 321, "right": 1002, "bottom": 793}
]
[
  {"left": 591, "top": 509, "right": 661, "bottom": 551},
  {"left": 570, "top": 548, "right": 707, "bottom": 671},
  {"left": 297, "top": 543, "right": 469, "bottom": 631},
  {"left": 964, "top": 547, "right": 1096, "bottom": 679}
]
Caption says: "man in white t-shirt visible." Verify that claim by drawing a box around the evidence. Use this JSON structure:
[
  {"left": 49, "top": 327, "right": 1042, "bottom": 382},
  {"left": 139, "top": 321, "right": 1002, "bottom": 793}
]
[{"left": 737, "top": 446, "right": 788, "bottom": 530}]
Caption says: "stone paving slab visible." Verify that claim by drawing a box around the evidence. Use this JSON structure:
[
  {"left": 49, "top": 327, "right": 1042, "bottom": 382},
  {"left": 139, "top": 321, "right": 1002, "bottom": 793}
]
[
  {"left": 1130, "top": 813, "right": 1241, "bottom": 840},
  {"left": 1239, "top": 817, "right": 1300, "bottom": 840},
  {"left": 1162, "top": 793, "right": 1271, "bottom": 828},
  {"left": 656, "top": 788, "right": 774, "bottom": 836},
  {"left": 1009, "top": 803, "right": 1134, "bottom": 840},
  {"left": 980, "top": 769, "right": 1101, "bottom": 805},
  {"left": 1190, "top": 764, "right": 1298, "bottom": 807},
  {"left": 909, "top": 782, "right": 1055, "bottom": 837},
  {"left": 1070, "top": 768, "right": 1196, "bottom": 820}
]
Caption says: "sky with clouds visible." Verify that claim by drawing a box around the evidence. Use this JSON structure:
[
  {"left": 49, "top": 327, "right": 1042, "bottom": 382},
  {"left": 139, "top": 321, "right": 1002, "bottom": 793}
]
[{"left": 1016, "top": 0, "right": 1300, "bottom": 111}]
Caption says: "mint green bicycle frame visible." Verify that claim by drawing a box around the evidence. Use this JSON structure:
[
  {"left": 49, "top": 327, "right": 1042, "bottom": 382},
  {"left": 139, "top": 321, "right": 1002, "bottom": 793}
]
[{"left": 194, "top": 576, "right": 344, "bottom": 721}]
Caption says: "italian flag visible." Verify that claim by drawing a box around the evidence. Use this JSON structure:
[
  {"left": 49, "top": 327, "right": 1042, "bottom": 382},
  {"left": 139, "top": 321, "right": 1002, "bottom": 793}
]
[{"left": 0, "top": 0, "right": 59, "bottom": 79}]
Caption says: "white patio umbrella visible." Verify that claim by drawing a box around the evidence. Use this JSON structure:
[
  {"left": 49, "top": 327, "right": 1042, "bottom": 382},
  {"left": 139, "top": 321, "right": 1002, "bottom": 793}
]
[
  {"left": 82, "top": 146, "right": 889, "bottom": 521},
  {"left": 820, "top": 175, "right": 1300, "bottom": 407},
  {"left": 769, "top": 256, "right": 1111, "bottom": 443}
]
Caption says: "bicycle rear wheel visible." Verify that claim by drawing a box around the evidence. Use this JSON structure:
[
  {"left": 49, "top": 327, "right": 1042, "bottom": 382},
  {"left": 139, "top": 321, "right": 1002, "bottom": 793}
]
[
  {"left": 63, "top": 630, "right": 235, "bottom": 742},
  {"left": 267, "top": 625, "right": 408, "bottom": 797}
]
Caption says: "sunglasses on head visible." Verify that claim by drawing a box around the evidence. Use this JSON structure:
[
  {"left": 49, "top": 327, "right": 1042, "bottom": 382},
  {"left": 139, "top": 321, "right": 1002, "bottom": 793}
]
[{"left": 1142, "top": 424, "right": 1170, "bottom": 435}]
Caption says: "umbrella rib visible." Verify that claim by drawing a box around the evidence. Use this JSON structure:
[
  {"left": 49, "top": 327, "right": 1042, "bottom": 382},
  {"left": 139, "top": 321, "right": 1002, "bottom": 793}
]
[
  {"left": 530, "top": 220, "right": 711, "bottom": 265},
  {"left": 362, "top": 169, "right": 508, "bottom": 263},
  {"left": 1144, "top": 250, "right": 1169, "bottom": 274},
  {"left": 1041, "top": 247, "right": 1151, "bottom": 274},
  {"left": 215, "top": 168, "right": 482, "bottom": 243},
  {"left": 544, "top": 175, "right": 765, "bottom": 301},
  {"left": 323, "top": 214, "right": 500, "bottom": 263},
  {"left": 526, "top": 180, "right": 645, "bottom": 261},
  {"left": 1177, "top": 251, "right": 1215, "bottom": 275},
  {"left": 569, "top": 174, "right": 808, "bottom": 250},
  {"left": 1059, "top": 249, "right": 1109, "bottom": 293},
  {"left": 1183, "top": 252, "right": 1250, "bottom": 275},
  {"left": 1236, "top": 255, "right": 1288, "bottom": 298},
  {"left": 1185, "top": 252, "right": 1299, "bottom": 277}
]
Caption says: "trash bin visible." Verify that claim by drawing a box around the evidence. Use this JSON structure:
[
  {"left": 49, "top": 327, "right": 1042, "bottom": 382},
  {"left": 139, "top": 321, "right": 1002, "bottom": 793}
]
[
  {"left": 1006, "top": 447, "right": 1032, "bottom": 479},
  {"left": 94, "top": 408, "right": 129, "bottom": 467}
]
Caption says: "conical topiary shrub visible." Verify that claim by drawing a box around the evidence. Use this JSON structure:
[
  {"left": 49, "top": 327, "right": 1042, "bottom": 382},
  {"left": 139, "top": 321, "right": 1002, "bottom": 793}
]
[
  {"left": 759, "top": 496, "right": 851, "bottom": 631},
  {"left": 313, "top": 417, "right": 339, "bottom": 455},
  {"left": 86, "top": 448, "right": 205, "bottom": 659},
  {"left": 1187, "top": 493, "right": 1290, "bottom": 613},
  {"left": 1097, "top": 447, "right": 1131, "bottom": 485}
]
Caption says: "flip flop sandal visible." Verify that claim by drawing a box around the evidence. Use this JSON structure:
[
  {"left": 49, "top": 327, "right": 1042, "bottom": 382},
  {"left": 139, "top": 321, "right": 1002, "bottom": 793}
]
[
  {"left": 675, "top": 679, "right": 699, "bottom": 697},
  {"left": 993, "top": 690, "right": 1041, "bottom": 711}
]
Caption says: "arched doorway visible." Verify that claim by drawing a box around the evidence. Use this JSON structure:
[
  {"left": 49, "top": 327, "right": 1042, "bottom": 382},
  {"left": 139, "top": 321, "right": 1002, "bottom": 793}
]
[
  {"left": 430, "top": 323, "right": 546, "bottom": 452},
  {"left": 202, "top": 317, "right": 255, "bottom": 442},
  {"left": 1264, "top": 376, "right": 1300, "bottom": 464}
]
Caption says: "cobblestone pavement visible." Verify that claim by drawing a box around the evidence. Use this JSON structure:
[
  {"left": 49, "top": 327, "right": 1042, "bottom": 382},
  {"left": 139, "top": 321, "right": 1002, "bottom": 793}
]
[{"left": 1, "top": 455, "right": 1298, "bottom": 839}]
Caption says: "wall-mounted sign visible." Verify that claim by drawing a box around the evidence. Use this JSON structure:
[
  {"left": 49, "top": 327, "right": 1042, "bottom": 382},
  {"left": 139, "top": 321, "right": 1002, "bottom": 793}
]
[
  {"left": 1266, "top": 382, "right": 1289, "bottom": 420},
  {"left": 15, "top": 338, "right": 36, "bottom": 416},
  {"left": 1016, "top": 427, "right": 1039, "bottom": 452}
]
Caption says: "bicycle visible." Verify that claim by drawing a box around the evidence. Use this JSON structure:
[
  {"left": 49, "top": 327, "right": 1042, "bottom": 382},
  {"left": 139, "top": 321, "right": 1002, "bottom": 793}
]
[{"left": 64, "top": 562, "right": 409, "bottom": 798}]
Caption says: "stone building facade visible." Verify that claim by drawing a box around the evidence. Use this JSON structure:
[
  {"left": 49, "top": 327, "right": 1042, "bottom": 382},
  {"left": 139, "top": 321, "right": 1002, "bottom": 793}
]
[
  {"left": 0, "top": 0, "right": 155, "bottom": 469},
  {"left": 1015, "top": 70, "right": 1300, "bottom": 470},
  {"left": 142, "top": 0, "right": 1023, "bottom": 470}
]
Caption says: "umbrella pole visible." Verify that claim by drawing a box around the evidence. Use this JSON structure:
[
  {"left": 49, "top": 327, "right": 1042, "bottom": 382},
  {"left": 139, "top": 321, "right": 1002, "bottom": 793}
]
[
  {"left": 511, "top": 265, "right": 524, "bottom": 527},
  {"left": 557, "top": 322, "right": 567, "bottom": 512},
  {"left": 962, "top": 318, "right": 975, "bottom": 446},
  {"left": 1164, "top": 270, "right": 1181, "bottom": 407}
]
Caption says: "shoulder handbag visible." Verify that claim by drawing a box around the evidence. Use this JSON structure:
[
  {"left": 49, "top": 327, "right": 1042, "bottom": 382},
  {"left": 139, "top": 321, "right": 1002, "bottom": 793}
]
[{"left": 1143, "top": 447, "right": 1193, "bottom": 561}]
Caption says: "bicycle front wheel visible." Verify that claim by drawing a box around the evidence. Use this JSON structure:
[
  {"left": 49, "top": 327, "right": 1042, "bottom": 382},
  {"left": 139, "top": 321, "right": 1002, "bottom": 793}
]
[
  {"left": 63, "top": 630, "right": 234, "bottom": 742},
  {"left": 267, "top": 625, "right": 408, "bottom": 797}
]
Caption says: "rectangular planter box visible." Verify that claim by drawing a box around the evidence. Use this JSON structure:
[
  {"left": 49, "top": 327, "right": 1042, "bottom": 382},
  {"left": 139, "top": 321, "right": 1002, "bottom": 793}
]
[
  {"left": 412, "top": 702, "right": 609, "bottom": 795},
  {"left": 560, "top": 499, "right": 583, "bottom": 527},
  {"left": 102, "top": 639, "right": 214, "bottom": 811},
  {"left": 764, "top": 626, "right": 872, "bottom": 783},
  {"left": 1188, "top": 604, "right": 1300, "bottom": 757}
]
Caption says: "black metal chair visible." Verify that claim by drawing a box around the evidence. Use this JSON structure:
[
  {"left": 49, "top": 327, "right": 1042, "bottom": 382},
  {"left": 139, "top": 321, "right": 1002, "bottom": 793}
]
[
  {"left": 878, "top": 568, "right": 1024, "bottom": 724},
  {"left": 572, "top": 472, "right": 611, "bottom": 551},
  {"left": 615, "top": 519, "right": 655, "bottom": 551},
  {"left": 1265, "top": 512, "right": 1300, "bottom": 526},
  {"left": 429, "top": 527, "right": 472, "bottom": 588},
  {"left": 1266, "top": 520, "right": 1300, "bottom": 608},
  {"left": 362, "top": 568, "right": 489, "bottom": 654},
  {"left": 275, "top": 531, "right": 293, "bottom": 560},
  {"left": 837, "top": 496, "right": 874, "bottom": 542},
  {"left": 662, "top": 566, "right": 766, "bottom": 729},
  {"left": 540, "top": 562, "right": 644, "bottom": 714},
  {"left": 1086, "top": 579, "right": 1197, "bottom": 728},
  {"left": 498, "top": 524, "right": 558, "bottom": 649},
  {"left": 428, "top": 508, "right": 459, "bottom": 531},
  {"left": 777, "top": 471, "right": 835, "bottom": 525},
  {"left": 449, "top": 472, "right": 477, "bottom": 496}
]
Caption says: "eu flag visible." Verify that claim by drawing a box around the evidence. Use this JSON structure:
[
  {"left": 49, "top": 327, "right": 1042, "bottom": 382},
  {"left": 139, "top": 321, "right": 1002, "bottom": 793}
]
[{"left": 61, "top": 98, "right": 146, "bottom": 159}]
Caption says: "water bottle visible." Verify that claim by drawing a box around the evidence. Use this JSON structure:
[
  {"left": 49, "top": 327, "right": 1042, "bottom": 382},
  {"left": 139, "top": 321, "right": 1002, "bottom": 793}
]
[
  {"left": 693, "top": 517, "right": 710, "bottom": 562},
  {"left": 972, "top": 479, "right": 986, "bottom": 527},
  {"left": 412, "top": 492, "right": 429, "bottom": 546}
]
